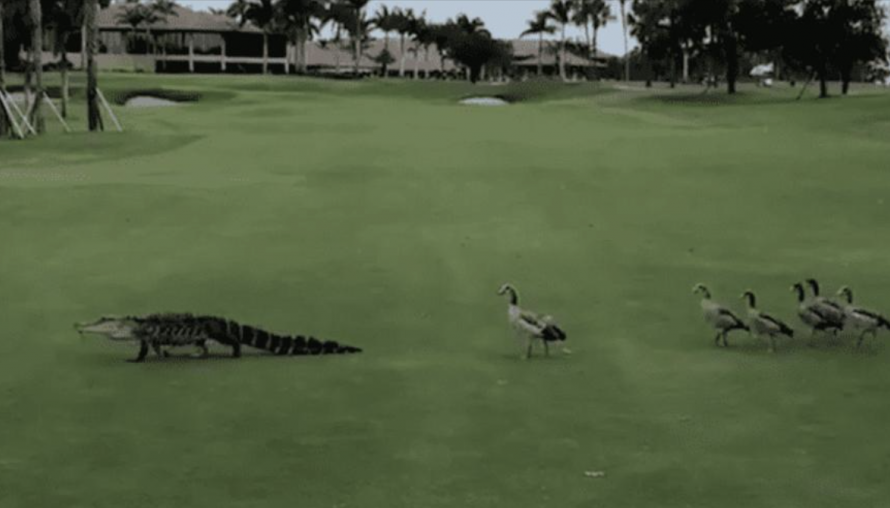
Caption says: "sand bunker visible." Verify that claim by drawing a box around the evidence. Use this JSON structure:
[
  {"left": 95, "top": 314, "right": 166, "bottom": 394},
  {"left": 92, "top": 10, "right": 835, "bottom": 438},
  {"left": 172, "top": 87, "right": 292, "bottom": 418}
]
[
  {"left": 125, "top": 96, "right": 181, "bottom": 108},
  {"left": 459, "top": 97, "right": 510, "bottom": 106}
]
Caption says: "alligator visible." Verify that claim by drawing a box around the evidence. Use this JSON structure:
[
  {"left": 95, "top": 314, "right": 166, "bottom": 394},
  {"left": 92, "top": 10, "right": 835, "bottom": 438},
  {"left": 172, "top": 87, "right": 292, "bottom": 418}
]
[{"left": 75, "top": 313, "right": 362, "bottom": 362}]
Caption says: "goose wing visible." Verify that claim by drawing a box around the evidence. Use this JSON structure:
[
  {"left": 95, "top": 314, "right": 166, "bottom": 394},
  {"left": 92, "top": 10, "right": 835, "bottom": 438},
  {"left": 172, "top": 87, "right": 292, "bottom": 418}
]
[
  {"left": 518, "top": 309, "right": 548, "bottom": 330},
  {"left": 715, "top": 307, "right": 747, "bottom": 329},
  {"left": 850, "top": 306, "right": 888, "bottom": 324},
  {"left": 759, "top": 312, "right": 794, "bottom": 337}
]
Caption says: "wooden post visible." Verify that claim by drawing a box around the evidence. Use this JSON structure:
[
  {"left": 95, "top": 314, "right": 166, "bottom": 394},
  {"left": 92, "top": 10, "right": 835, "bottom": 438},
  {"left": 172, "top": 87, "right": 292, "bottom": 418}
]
[
  {"left": 96, "top": 88, "right": 122, "bottom": 132},
  {"left": 221, "top": 37, "right": 227, "bottom": 72},
  {"left": 6, "top": 93, "right": 37, "bottom": 135},
  {"left": 42, "top": 92, "right": 70, "bottom": 133},
  {"left": 188, "top": 33, "right": 195, "bottom": 73},
  {"left": 0, "top": 92, "right": 25, "bottom": 139}
]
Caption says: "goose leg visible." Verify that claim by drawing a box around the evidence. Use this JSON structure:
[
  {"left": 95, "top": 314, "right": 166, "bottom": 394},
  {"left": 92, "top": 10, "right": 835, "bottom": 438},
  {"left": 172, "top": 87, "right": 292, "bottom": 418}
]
[
  {"left": 714, "top": 332, "right": 723, "bottom": 347},
  {"left": 722, "top": 331, "right": 729, "bottom": 348},
  {"left": 768, "top": 335, "right": 776, "bottom": 353},
  {"left": 543, "top": 340, "right": 550, "bottom": 357},
  {"left": 807, "top": 328, "right": 818, "bottom": 347},
  {"left": 524, "top": 336, "right": 534, "bottom": 360}
]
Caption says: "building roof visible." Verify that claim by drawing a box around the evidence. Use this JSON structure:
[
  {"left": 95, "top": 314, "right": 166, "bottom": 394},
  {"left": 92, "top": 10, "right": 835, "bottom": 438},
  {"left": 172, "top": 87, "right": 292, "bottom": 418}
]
[
  {"left": 511, "top": 39, "right": 611, "bottom": 67},
  {"left": 96, "top": 4, "right": 604, "bottom": 69},
  {"left": 98, "top": 4, "right": 261, "bottom": 34}
]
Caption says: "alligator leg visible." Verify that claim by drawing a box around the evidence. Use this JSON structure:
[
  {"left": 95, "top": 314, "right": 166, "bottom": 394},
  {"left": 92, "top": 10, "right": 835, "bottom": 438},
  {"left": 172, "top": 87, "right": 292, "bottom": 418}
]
[
  {"left": 191, "top": 340, "right": 210, "bottom": 359},
  {"left": 151, "top": 342, "right": 170, "bottom": 358},
  {"left": 128, "top": 341, "right": 149, "bottom": 363}
]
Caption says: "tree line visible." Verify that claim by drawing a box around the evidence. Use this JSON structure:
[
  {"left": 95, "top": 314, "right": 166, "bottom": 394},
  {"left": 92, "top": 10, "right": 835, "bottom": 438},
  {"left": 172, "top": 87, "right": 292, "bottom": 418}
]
[
  {"left": 218, "top": 0, "right": 513, "bottom": 82},
  {"left": 1, "top": 0, "right": 888, "bottom": 138},
  {"left": 626, "top": 0, "right": 887, "bottom": 97}
]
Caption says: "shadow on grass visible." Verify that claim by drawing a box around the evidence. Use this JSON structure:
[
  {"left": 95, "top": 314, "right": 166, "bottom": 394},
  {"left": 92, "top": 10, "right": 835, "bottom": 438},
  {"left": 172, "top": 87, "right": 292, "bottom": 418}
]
[{"left": 717, "top": 334, "right": 886, "bottom": 356}]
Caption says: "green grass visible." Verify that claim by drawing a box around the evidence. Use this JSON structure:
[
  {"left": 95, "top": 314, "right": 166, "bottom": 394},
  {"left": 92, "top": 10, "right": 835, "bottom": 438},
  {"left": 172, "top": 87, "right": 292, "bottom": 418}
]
[{"left": 2, "top": 73, "right": 890, "bottom": 507}]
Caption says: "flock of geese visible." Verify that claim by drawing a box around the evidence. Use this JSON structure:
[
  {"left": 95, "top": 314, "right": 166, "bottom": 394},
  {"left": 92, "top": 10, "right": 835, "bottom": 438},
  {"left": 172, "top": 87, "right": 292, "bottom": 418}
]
[
  {"left": 495, "top": 278, "right": 890, "bottom": 359},
  {"left": 694, "top": 279, "right": 890, "bottom": 352}
]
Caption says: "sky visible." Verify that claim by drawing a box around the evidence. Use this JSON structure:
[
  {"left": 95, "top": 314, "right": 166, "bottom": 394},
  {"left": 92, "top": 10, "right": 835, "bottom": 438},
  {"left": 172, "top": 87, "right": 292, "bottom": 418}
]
[{"left": 178, "top": 0, "right": 638, "bottom": 56}]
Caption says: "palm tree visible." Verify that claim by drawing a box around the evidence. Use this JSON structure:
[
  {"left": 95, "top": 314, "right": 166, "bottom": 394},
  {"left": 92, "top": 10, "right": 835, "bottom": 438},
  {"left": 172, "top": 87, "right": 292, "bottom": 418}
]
[
  {"left": 372, "top": 4, "right": 396, "bottom": 75},
  {"left": 407, "top": 10, "right": 430, "bottom": 79},
  {"left": 44, "top": 0, "right": 82, "bottom": 118},
  {"left": 278, "top": 0, "right": 323, "bottom": 74},
  {"left": 117, "top": 1, "right": 149, "bottom": 55},
  {"left": 228, "top": 0, "right": 276, "bottom": 74},
  {"left": 573, "top": 0, "right": 611, "bottom": 78},
  {"left": 27, "top": 0, "right": 44, "bottom": 133},
  {"left": 322, "top": 1, "right": 352, "bottom": 73},
  {"left": 342, "top": 0, "right": 370, "bottom": 75},
  {"left": 521, "top": 11, "right": 555, "bottom": 77},
  {"left": 392, "top": 8, "right": 414, "bottom": 78},
  {"left": 150, "top": 0, "right": 178, "bottom": 69},
  {"left": 547, "top": 0, "right": 572, "bottom": 81},
  {"left": 619, "top": 0, "right": 629, "bottom": 82},
  {"left": 85, "top": 0, "right": 102, "bottom": 131}
]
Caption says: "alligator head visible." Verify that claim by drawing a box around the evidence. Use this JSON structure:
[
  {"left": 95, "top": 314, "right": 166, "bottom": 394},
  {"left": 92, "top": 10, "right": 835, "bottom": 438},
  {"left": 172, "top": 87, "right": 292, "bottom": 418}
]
[{"left": 74, "top": 316, "right": 139, "bottom": 341}]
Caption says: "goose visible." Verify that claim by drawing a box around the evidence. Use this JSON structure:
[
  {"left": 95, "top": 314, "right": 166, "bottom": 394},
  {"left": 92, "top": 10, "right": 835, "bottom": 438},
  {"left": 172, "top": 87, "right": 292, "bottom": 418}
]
[
  {"left": 836, "top": 286, "right": 890, "bottom": 348},
  {"left": 741, "top": 290, "right": 794, "bottom": 352},
  {"left": 692, "top": 283, "right": 749, "bottom": 347},
  {"left": 805, "top": 278, "right": 846, "bottom": 332},
  {"left": 497, "top": 283, "right": 567, "bottom": 359},
  {"left": 791, "top": 282, "right": 842, "bottom": 337}
]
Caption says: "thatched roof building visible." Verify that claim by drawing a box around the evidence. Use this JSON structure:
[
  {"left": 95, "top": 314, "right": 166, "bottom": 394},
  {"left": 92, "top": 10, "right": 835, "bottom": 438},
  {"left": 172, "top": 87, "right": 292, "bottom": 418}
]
[{"left": 63, "top": 4, "right": 608, "bottom": 76}]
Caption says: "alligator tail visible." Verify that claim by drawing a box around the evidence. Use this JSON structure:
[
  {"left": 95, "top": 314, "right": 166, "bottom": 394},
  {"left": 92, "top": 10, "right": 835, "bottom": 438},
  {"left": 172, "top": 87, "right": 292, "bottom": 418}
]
[{"left": 217, "top": 319, "right": 362, "bottom": 356}]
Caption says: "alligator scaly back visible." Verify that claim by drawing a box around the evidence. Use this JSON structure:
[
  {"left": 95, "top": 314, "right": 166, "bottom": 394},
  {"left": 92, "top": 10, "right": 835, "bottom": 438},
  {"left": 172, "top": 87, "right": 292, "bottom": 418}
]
[{"left": 75, "top": 313, "right": 362, "bottom": 362}]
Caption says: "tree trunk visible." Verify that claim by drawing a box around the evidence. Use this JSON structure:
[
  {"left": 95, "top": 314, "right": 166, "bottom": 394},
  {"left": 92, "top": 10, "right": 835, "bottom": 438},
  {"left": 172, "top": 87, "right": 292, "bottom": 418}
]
[
  {"left": 85, "top": 0, "right": 102, "bottom": 131},
  {"left": 28, "top": 0, "right": 44, "bottom": 133},
  {"left": 819, "top": 69, "right": 829, "bottom": 98},
  {"left": 302, "top": 32, "right": 310, "bottom": 74},
  {"left": 0, "top": 0, "right": 7, "bottom": 138},
  {"left": 537, "top": 32, "right": 543, "bottom": 76},
  {"left": 334, "top": 26, "right": 342, "bottom": 72},
  {"left": 398, "top": 34, "right": 405, "bottom": 77},
  {"left": 724, "top": 28, "right": 738, "bottom": 94},
  {"left": 412, "top": 43, "right": 419, "bottom": 79},
  {"left": 61, "top": 51, "right": 69, "bottom": 118},
  {"left": 682, "top": 45, "right": 689, "bottom": 83},
  {"left": 645, "top": 54, "right": 652, "bottom": 87},
  {"left": 300, "top": 21, "right": 309, "bottom": 74},
  {"left": 559, "top": 24, "right": 567, "bottom": 81},
  {"left": 840, "top": 65, "right": 851, "bottom": 95},
  {"left": 620, "top": 0, "right": 629, "bottom": 82},
  {"left": 424, "top": 46, "right": 429, "bottom": 79},
  {"left": 592, "top": 24, "right": 599, "bottom": 80},
  {"left": 262, "top": 32, "right": 269, "bottom": 74},
  {"left": 382, "top": 33, "right": 389, "bottom": 76},
  {"left": 353, "top": 12, "right": 361, "bottom": 76}
]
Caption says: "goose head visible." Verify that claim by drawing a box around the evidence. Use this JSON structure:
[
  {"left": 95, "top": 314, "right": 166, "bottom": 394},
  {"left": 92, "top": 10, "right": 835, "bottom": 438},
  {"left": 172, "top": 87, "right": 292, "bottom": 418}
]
[
  {"left": 692, "top": 283, "right": 711, "bottom": 299},
  {"left": 805, "top": 278, "right": 821, "bottom": 297},
  {"left": 497, "top": 283, "right": 518, "bottom": 305},
  {"left": 740, "top": 290, "right": 756, "bottom": 308},
  {"left": 836, "top": 285, "right": 853, "bottom": 304},
  {"left": 790, "top": 282, "right": 806, "bottom": 302}
]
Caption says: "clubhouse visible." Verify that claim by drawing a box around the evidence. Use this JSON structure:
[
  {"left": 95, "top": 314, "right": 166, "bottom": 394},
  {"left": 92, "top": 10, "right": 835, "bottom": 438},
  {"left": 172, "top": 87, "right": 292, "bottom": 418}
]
[{"left": 48, "top": 4, "right": 607, "bottom": 79}]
